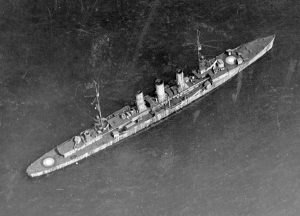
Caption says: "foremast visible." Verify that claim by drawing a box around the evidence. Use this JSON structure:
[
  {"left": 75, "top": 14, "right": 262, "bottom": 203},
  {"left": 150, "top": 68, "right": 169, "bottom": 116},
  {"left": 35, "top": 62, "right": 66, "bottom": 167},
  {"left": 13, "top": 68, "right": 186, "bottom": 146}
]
[{"left": 93, "top": 80, "right": 103, "bottom": 128}]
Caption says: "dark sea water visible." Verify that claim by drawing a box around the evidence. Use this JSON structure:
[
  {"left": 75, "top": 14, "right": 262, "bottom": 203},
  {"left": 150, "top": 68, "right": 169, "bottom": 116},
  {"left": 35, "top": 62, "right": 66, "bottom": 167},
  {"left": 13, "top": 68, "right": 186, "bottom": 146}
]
[{"left": 1, "top": 0, "right": 300, "bottom": 215}]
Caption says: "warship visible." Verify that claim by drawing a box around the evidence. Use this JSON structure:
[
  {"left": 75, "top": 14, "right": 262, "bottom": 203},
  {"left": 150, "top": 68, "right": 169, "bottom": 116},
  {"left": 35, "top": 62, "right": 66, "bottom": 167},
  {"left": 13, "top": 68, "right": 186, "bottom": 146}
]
[{"left": 26, "top": 33, "right": 275, "bottom": 177}]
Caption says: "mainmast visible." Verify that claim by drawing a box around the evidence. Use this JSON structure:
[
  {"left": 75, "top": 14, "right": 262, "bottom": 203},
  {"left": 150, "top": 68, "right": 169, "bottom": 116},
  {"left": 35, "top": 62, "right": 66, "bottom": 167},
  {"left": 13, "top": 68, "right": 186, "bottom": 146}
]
[
  {"left": 197, "top": 29, "right": 203, "bottom": 70},
  {"left": 93, "top": 80, "right": 103, "bottom": 127},
  {"left": 197, "top": 30, "right": 207, "bottom": 75}
]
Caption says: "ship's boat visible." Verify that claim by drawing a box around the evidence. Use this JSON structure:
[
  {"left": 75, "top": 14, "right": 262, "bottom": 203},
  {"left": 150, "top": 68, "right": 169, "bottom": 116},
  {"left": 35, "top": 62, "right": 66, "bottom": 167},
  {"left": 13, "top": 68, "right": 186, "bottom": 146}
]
[{"left": 26, "top": 34, "right": 275, "bottom": 177}]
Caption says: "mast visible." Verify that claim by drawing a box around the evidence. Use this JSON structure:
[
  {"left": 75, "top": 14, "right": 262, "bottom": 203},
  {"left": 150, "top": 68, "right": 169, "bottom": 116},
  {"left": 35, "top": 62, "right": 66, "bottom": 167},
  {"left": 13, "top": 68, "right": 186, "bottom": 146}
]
[
  {"left": 197, "top": 29, "right": 203, "bottom": 71},
  {"left": 93, "top": 80, "right": 103, "bottom": 127}
]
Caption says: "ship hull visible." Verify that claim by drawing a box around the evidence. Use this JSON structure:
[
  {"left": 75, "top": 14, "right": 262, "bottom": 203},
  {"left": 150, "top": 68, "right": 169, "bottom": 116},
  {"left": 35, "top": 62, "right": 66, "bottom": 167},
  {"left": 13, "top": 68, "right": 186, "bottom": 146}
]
[{"left": 26, "top": 35, "right": 275, "bottom": 177}]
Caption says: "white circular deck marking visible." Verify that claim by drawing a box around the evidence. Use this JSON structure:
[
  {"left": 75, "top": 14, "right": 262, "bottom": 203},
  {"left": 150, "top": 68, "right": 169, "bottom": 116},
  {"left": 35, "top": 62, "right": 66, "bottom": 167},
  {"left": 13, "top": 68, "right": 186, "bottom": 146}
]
[
  {"left": 225, "top": 56, "right": 237, "bottom": 65},
  {"left": 42, "top": 157, "right": 55, "bottom": 167}
]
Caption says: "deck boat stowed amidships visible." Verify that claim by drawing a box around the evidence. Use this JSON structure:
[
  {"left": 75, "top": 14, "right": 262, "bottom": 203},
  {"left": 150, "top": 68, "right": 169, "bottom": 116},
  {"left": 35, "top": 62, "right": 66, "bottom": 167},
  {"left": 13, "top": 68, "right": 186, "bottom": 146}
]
[{"left": 26, "top": 34, "right": 275, "bottom": 177}]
